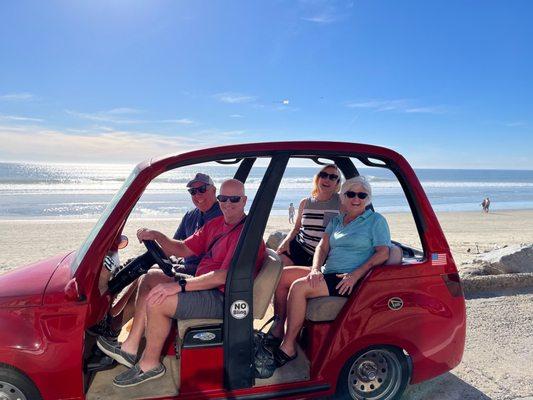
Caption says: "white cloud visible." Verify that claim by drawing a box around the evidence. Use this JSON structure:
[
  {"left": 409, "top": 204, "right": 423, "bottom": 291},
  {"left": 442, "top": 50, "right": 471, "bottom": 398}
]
[
  {"left": 0, "top": 114, "right": 44, "bottom": 122},
  {"left": 0, "top": 92, "right": 36, "bottom": 101},
  {"left": 158, "top": 118, "right": 195, "bottom": 125},
  {"left": 230, "top": 114, "right": 244, "bottom": 118},
  {"left": 105, "top": 107, "right": 142, "bottom": 115},
  {"left": 504, "top": 121, "right": 527, "bottom": 128},
  {"left": 346, "top": 99, "right": 445, "bottom": 114},
  {"left": 0, "top": 124, "right": 243, "bottom": 162},
  {"left": 299, "top": 0, "right": 354, "bottom": 25},
  {"left": 301, "top": 14, "right": 339, "bottom": 24},
  {"left": 213, "top": 92, "right": 256, "bottom": 104},
  {"left": 66, "top": 109, "right": 195, "bottom": 125}
]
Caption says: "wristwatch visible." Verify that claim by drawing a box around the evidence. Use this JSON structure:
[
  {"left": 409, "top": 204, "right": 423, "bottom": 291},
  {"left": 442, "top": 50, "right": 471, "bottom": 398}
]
[{"left": 178, "top": 278, "right": 187, "bottom": 293}]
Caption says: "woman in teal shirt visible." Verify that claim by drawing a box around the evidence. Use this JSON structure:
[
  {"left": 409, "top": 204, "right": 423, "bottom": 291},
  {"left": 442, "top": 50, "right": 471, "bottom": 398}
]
[{"left": 271, "top": 176, "right": 391, "bottom": 367}]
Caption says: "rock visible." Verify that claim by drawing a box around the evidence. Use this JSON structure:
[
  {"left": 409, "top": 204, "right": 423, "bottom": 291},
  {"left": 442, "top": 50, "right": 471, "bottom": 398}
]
[
  {"left": 471, "top": 244, "right": 533, "bottom": 275},
  {"left": 461, "top": 272, "right": 533, "bottom": 294},
  {"left": 266, "top": 231, "right": 287, "bottom": 250}
]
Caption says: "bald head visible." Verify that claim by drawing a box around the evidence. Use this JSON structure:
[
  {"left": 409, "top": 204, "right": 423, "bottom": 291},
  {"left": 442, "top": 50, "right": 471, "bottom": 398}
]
[
  {"left": 220, "top": 179, "right": 245, "bottom": 196},
  {"left": 218, "top": 179, "right": 247, "bottom": 224}
]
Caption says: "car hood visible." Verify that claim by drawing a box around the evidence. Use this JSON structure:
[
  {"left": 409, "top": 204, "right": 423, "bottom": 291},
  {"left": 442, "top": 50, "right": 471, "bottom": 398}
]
[{"left": 0, "top": 252, "right": 73, "bottom": 308}]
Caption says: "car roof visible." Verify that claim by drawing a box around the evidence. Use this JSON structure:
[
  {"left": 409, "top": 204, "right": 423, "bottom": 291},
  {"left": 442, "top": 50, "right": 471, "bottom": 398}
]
[{"left": 144, "top": 141, "right": 408, "bottom": 171}]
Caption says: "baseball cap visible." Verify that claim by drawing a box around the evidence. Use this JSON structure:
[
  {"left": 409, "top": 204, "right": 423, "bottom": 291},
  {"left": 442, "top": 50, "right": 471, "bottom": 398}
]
[{"left": 186, "top": 173, "right": 214, "bottom": 187}]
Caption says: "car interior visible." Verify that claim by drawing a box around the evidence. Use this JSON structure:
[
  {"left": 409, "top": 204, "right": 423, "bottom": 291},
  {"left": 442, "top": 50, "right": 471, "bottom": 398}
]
[{"left": 84, "top": 153, "right": 425, "bottom": 399}]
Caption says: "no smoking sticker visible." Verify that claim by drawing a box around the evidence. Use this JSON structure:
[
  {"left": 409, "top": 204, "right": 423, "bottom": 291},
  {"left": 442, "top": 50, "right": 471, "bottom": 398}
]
[{"left": 230, "top": 300, "right": 249, "bottom": 319}]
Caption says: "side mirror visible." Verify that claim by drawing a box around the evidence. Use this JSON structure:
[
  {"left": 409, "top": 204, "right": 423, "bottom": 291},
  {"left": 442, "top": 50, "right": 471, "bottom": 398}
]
[{"left": 117, "top": 235, "right": 129, "bottom": 250}]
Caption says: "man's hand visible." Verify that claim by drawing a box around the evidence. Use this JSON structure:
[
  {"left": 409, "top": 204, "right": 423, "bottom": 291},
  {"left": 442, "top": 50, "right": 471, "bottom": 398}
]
[
  {"left": 306, "top": 268, "right": 324, "bottom": 288},
  {"left": 147, "top": 282, "right": 180, "bottom": 306},
  {"left": 137, "top": 228, "right": 160, "bottom": 243}
]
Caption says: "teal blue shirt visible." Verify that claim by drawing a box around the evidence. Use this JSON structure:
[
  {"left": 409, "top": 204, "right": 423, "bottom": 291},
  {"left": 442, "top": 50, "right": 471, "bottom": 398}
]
[{"left": 322, "top": 210, "right": 391, "bottom": 274}]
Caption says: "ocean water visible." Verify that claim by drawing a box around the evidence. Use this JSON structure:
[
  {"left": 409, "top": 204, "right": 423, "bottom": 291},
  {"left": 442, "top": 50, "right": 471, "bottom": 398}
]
[{"left": 1, "top": 161, "right": 532, "bottom": 220}]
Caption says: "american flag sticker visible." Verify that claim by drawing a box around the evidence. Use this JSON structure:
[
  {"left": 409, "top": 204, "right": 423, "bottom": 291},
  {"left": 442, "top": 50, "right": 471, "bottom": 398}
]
[{"left": 431, "top": 253, "right": 447, "bottom": 265}]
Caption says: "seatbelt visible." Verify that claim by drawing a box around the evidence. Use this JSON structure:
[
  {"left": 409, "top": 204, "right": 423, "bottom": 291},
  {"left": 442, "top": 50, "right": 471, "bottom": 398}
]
[{"left": 203, "top": 216, "right": 246, "bottom": 259}]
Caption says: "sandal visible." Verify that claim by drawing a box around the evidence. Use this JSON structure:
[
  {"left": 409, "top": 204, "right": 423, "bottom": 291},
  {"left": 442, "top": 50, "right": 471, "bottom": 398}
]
[{"left": 274, "top": 347, "right": 297, "bottom": 367}]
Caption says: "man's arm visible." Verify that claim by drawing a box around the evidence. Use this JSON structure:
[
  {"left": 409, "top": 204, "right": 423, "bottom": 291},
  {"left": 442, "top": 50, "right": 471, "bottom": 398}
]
[
  {"left": 137, "top": 228, "right": 195, "bottom": 258},
  {"left": 183, "top": 270, "right": 227, "bottom": 291}
]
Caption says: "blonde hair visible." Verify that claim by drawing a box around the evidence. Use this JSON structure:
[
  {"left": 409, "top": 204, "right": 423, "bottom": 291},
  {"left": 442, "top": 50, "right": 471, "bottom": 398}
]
[{"left": 311, "top": 164, "right": 341, "bottom": 198}]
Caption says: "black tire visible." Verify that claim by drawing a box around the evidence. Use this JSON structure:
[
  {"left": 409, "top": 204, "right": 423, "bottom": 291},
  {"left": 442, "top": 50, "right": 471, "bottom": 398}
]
[
  {"left": 0, "top": 363, "right": 42, "bottom": 400},
  {"left": 334, "top": 345, "right": 410, "bottom": 400}
]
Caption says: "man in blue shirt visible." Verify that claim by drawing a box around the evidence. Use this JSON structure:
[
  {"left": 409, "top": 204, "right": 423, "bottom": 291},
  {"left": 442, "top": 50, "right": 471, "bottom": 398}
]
[{"left": 172, "top": 173, "right": 222, "bottom": 275}]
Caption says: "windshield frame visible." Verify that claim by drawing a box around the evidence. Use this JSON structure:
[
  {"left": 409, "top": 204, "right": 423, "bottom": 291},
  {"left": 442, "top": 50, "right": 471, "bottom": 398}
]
[{"left": 71, "top": 166, "right": 140, "bottom": 273}]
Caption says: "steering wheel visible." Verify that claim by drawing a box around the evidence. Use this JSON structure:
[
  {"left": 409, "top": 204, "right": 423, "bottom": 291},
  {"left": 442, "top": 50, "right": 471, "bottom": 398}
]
[{"left": 143, "top": 240, "right": 175, "bottom": 277}]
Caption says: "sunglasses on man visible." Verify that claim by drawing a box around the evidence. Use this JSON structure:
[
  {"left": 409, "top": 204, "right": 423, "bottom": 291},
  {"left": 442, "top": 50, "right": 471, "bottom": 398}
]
[
  {"left": 187, "top": 184, "right": 209, "bottom": 196},
  {"left": 217, "top": 195, "right": 243, "bottom": 203},
  {"left": 344, "top": 191, "right": 369, "bottom": 200},
  {"left": 317, "top": 171, "right": 340, "bottom": 181}
]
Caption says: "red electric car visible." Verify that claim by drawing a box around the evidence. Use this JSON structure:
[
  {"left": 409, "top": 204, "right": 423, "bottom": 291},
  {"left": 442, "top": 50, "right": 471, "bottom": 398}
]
[{"left": 0, "top": 142, "right": 466, "bottom": 400}]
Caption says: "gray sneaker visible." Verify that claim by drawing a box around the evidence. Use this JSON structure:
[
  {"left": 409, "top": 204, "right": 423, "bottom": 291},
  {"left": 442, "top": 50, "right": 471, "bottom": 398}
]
[
  {"left": 113, "top": 363, "right": 166, "bottom": 387},
  {"left": 96, "top": 336, "right": 137, "bottom": 368}
]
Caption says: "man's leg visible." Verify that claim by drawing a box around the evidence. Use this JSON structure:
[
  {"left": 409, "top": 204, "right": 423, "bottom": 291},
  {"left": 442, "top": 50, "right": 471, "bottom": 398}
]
[
  {"left": 138, "top": 293, "right": 178, "bottom": 372},
  {"left": 271, "top": 266, "right": 310, "bottom": 338},
  {"left": 120, "top": 270, "right": 174, "bottom": 355},
  {"left": 279, "top": 277, "right": 329, "bottom": 357}
]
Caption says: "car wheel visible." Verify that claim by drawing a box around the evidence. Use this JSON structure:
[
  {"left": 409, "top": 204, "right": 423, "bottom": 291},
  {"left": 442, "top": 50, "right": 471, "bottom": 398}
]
[
  {"left": 334, "top": 346, "right": 410, "bottom": 400},
  {"left": 0, "top": 364, "right": 42, "bottom": 400}
]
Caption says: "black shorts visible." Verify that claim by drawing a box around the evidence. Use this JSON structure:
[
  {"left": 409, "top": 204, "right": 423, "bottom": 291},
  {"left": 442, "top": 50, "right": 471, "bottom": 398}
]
[
  {"left": 323, "top": 273, "right": 351, "bottom": 298},
  {"left": 283, "top": 238, "right": 314, "bottom": 266}
]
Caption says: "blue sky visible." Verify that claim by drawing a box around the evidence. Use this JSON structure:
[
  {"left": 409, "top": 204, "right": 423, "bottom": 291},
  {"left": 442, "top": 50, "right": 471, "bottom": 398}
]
[{"left": 0, "top": 0, "right": 532, "bottom": 168}]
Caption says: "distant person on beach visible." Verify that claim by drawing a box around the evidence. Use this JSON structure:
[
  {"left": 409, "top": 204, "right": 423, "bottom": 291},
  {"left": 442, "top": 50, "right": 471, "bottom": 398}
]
[
  {"left": 481, "top": 197, "right": 491, "bottom": 213},
  {"left": 276, "top": 164, "right": 342, "bottom": 266},
  {"left": 288, "top": 202, "right": 295, "bottom": 224}
]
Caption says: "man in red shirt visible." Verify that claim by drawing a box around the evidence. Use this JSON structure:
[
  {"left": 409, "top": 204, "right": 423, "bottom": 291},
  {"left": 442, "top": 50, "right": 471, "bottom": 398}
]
[{"left": 97, "top": 179, "right": 266, "bottom": 387}]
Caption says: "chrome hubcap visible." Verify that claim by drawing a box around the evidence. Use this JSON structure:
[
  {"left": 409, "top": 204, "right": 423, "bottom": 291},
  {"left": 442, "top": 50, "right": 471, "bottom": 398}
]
[
  {"left": 348, "top": 349, "right": 402, "bottom": 399},
  {"left": 0, "top": 381, "right": 27, "bottom": 400}
]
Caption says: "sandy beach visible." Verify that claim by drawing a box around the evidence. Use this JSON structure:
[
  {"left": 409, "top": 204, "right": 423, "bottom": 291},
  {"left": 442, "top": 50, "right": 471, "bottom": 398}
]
[
  {"left": 1, "top": 209, "right": 532, "bottom": 274},
  {"left": 0, "top": 210, "right": 532, "bottom": 399}
]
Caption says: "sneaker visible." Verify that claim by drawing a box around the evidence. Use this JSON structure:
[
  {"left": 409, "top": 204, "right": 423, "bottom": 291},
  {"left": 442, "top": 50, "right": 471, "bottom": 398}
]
[
  {"left": 113, "top": 363, "right": 166, "bottom": 387},
  {"left": 96, "top": 336, "right": 137, "bottom": 368}
]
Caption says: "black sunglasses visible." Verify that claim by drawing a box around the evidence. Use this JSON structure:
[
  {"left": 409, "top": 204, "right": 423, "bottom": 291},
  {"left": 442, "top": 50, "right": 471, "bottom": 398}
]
[
  {"left": 344, "top": 191, "right": 368, "bottom": 200},
  {"left": 188, "top": 184, "right": 209, "bottom": 195},
  {"left": 318, "top": 171, "right": 340, "bottom": 181},
  {"left": 217, "top": 195, "right": 243, "bottom": 203}
]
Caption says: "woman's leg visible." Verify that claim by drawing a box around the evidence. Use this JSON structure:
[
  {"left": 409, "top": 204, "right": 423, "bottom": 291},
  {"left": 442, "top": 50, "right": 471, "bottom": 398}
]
[
  {"left": 279, "top": 277, "right": 329, "bottom": 357},
  {"left": 271, "top": 266, "right": 311, "bottom": 338}
]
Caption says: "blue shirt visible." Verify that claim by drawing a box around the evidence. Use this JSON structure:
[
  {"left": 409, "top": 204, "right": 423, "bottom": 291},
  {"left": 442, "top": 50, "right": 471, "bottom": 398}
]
[
  {"left": 322, "top": 210, "right": 391, "bottom": 274},
  {"left": 173, "top": 202, "right": 222, "bottom": 274}
]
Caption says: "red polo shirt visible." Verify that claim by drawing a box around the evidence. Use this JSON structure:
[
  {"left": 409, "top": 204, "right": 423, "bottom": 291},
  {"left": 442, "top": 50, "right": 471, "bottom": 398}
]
[{"left": 184, "top": 216, "right": 265, "bottom": 290}]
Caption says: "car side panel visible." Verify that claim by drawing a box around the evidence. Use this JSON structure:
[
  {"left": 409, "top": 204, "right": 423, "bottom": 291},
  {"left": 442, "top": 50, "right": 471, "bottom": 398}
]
[
  {"left": 0, "top": 305, "right": 86, "bottom": 400},
  {"left": 312, "top": 269, "right": 466, "bottom": 385}
]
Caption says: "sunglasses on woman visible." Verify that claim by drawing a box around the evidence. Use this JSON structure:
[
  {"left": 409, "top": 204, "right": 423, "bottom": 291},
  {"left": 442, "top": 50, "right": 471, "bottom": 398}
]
[
  {"left": 344, "top": 191, "right": 368, "bottom": 200},
  {"left": 317, "top": 171, "right": 340, "bottom": 181},
  {"left": 217, "top": 195, "right": 243, "bottom": 203},
  {"left": 187, "top": 184, "right": 209, "bottom": 195}
]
